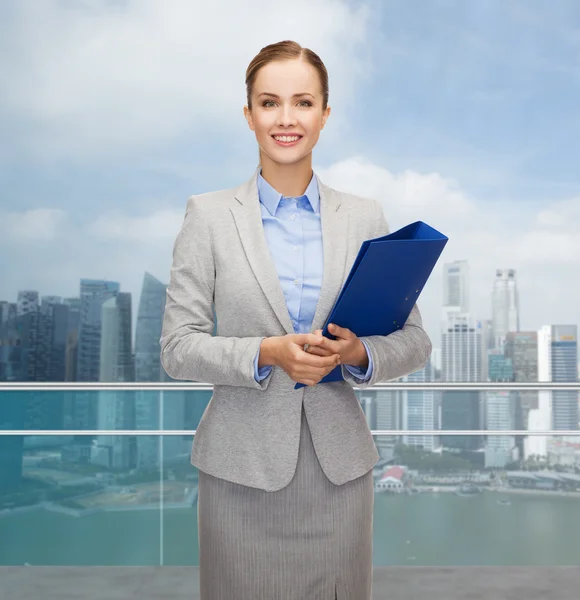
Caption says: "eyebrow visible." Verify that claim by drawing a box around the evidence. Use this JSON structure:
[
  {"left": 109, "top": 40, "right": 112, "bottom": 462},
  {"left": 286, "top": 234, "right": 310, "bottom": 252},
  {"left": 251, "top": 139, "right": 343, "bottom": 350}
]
[{"left": 258, "top": 92, "right": 315, "bottom": 99}]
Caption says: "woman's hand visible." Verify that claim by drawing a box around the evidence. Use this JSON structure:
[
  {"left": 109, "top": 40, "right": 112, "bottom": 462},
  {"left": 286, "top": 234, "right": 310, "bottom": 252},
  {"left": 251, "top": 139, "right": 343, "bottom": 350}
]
[
  {"left": 305, "top": 324, "right": 366, "bottom": 367},
  {"left": 273, "top": 333, "right": 341, "bottom": 387}
]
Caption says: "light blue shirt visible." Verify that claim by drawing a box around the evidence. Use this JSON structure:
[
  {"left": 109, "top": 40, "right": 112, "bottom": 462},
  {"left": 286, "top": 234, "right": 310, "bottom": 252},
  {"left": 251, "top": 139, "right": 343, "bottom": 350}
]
[{"left": 253, "top": 167, "right": 373, "bottom": 382}]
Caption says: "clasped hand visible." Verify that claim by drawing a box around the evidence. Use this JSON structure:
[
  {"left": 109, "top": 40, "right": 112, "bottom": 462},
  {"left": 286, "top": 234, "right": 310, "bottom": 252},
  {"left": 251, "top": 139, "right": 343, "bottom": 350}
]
[
  {"left": 275, "top": 324, "right": 364, "bottom": 387},
  {"left": 305, "top": 323, "right": 364, "bottom": 366}
]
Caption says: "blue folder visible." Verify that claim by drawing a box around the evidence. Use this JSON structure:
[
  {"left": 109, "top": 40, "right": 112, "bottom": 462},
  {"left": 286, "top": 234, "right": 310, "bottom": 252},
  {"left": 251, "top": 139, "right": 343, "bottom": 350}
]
[{"left": 294, "top": 221, "right": 448, "bottom": 389}]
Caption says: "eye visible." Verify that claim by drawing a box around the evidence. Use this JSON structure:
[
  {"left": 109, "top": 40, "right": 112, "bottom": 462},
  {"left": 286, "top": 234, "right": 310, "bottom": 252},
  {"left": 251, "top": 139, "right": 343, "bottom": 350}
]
[{"left": 261, "top": 99, "right": 313, "bottom": 107}]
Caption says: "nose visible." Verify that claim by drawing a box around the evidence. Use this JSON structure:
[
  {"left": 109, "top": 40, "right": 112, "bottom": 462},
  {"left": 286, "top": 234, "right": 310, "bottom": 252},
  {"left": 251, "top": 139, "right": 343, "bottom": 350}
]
[{"left": 277, "top": 104, "right": 297, "bottom": 127}]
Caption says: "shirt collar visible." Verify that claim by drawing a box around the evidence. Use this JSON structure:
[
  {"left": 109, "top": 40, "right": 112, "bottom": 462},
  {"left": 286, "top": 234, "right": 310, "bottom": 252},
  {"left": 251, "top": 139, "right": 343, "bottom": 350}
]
[{"left": 257, "top": 166, "right": 320, "bottom": 216}]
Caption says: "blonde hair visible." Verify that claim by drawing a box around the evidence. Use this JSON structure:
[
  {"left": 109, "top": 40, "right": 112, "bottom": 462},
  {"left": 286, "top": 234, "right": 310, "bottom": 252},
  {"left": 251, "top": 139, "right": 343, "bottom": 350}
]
[{"left": 245, "top": 40, "right": 329, "bottom": 166}]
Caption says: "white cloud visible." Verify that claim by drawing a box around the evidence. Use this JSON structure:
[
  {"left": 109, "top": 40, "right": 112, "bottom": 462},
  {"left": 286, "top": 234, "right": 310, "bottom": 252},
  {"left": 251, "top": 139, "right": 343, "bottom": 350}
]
[
  {"left": 89, "top": 209, "right": 183, "bottom": 242},
  {"left": 0, "top": 0, "right": 375, "bottom": 159},
  {"left": 2, "top": 158, "right": 579, "bottom": 343},
  {"left": 0, "top": 208, "right": 68, "bottom": 242},
  {"left": 316, "top": 157, "right": 580, "bottom": 338}
]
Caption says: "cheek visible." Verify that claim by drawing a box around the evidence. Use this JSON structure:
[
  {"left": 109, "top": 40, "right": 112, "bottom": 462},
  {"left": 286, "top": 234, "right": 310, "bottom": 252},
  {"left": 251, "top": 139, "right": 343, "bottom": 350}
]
[
  {"left": 304, "top": 118, "right": 323, "bottom": 136},
  {"left": 254, "top": 114, "right": 274, "bottom": 130}
]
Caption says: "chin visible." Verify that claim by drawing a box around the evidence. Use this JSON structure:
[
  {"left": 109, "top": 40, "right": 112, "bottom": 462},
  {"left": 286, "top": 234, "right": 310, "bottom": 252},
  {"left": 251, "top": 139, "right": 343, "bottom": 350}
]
[{"left": 272, "top": 148, "right": 312, "bottom": 162}]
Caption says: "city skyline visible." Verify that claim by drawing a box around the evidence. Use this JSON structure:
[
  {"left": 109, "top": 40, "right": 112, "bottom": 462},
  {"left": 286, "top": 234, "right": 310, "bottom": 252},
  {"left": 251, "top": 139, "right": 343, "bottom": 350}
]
[
  {"left": 1, "top": 1, "right": 580, "bottom": 346},
  {"left": 2, "top": 263, "right": 578, "bottom": 365}
]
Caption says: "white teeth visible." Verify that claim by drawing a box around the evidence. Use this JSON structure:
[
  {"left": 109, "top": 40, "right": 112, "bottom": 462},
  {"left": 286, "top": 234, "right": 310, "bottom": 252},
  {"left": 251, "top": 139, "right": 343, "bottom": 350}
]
[{"left": 274, "top": 135, "right": 300, "bottom": 142}]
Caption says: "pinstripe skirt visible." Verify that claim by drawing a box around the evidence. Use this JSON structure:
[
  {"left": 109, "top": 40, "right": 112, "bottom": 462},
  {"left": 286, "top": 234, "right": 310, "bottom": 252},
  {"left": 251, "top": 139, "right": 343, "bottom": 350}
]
[{"left": 197, "top": 402, "right": 374, "bottom": 600}]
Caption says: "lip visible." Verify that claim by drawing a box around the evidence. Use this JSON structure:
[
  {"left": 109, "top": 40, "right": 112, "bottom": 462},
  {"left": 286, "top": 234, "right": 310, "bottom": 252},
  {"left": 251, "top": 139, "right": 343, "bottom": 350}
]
[{"left": 271, "top": 134, "right": 303, "bottom": 147}]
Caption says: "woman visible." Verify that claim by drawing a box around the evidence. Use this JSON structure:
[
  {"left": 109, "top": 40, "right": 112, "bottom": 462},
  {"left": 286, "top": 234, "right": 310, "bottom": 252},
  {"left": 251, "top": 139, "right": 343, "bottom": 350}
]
[{"left": 160, "top": 40, "right": 432, "bottom": 600}]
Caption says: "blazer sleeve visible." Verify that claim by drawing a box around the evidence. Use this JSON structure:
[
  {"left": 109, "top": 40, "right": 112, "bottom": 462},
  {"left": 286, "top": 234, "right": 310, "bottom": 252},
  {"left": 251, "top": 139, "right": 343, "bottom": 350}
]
[
  {"left": 341, "top": 199, "right": 432, "bottom": 389},
  {"left": 160, "top": 195, "right": 274, "bottom": 390}
]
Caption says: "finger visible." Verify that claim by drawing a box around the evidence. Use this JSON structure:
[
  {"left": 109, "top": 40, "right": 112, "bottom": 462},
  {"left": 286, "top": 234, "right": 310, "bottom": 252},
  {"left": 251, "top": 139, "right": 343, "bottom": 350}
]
[
  {"left": 302, "top": 352, "right": 341, "bottom": 367},
  {"left": 328, "top": 323, "right": 351, "bottom": 338},
  {"left": 295, "top": 333, "right": 324, "bottom": 346},
  {"left": 306, "top": 346, "right": 335, "bottom": 357},
  {"left": 316, "top": 335, "right": 339, "bottom": 353}
]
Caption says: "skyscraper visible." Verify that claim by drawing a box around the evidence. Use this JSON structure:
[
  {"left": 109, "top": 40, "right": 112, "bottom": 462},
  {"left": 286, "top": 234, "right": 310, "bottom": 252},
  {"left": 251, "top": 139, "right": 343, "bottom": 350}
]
[
  {"left": 135, "top": 272, "right": 186, "bottom": 468},
  {"left": 92, "top": 292, "right": 136, "bottom": 469},
  {"left": 76, "top": 279, "right": 120, "bottom": 383},
  {"left": 442, "top": 260, "right": 469, "bottom": 322},
  {"left": 485, "top": 350, "right": 516, "bottom": 468},
  {"left": 374, "top": 387, "right": 401, "bottom": 461},
  {"left": 402, "top": 358, "right": 437, "bottom": 451},
  {"left": 505, "top": 331, "right": 538, "bottom": 458},
  {"left": 68, "top": 280, "right": 120, "bottom": 461},
  {"left": 491, "top": 269, "right": 519, "bottom": 349},
  {"left": 441, "top": 314, "right": 482, "bottom": 449},
  {"left": 441, "top": 260, "right": 481, "bottom": 451},
  {"left": 548, "top": 325, "right": 578, "bottom": 431},
  {"left": 526, "top": 325, "right": 578, "bottom": 459},
  {"left": 16, "top": 290, "right": 39, "bottom": 316}
]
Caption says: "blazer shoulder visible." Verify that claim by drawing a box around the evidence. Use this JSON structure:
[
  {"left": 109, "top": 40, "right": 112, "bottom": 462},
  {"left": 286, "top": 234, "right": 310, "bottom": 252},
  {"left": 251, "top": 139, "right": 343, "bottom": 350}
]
[
  {"left": 330, "top": 186, "right": 379, "bottom": 212},
  {"left": 329, "top": 187, "right": 387, "bottom": 231},
  {"left": 184, "top": 185, "right": 238, "bottom": 219},
  {"left": 186, "top": 185, "right": 236, "bottom": 206}
]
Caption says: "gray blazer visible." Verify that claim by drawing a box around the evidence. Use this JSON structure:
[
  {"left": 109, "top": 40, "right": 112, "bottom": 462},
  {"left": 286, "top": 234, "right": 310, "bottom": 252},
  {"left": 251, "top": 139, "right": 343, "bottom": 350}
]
[{"left": 160, "top": 166, "right": 432, "bottom": 492}]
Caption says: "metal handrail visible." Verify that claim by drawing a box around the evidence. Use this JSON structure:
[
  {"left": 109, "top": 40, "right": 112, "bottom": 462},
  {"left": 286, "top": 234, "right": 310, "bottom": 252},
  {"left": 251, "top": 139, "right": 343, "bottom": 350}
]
[
  {"left": 0, "top": 429, "right": 578, "bottom": 436},
  {"left": 0, "top": 382, "right": 579, "bottom": 391},
  {"left": 1, "top": 382, "right": 578, "bottom": 436}
]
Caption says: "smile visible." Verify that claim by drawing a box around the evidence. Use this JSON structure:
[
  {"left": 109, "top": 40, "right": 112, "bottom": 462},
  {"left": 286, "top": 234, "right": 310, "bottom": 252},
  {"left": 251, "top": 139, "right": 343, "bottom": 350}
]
[{"left": 272, "top": 135, "right": 302, "bottom": 146}]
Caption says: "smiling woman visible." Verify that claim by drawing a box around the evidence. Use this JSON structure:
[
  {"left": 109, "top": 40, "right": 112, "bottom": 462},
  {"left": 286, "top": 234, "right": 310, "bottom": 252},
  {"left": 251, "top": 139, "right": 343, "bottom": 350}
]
[{"left": 160, "top": 38, "right": 432, "bottom": 600}]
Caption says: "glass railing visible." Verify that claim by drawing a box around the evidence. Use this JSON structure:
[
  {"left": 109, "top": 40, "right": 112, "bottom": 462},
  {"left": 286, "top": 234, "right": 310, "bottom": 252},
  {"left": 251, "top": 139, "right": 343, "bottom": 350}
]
[{"left": 1, "top": 383, "right": 579, "bottom": 566}]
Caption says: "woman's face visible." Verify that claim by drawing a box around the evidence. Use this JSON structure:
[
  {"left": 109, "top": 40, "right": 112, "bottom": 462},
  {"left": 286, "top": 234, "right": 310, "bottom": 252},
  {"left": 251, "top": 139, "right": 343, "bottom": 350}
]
[{"left": 244, "top": 59, "right": 331, "bottom": 167}]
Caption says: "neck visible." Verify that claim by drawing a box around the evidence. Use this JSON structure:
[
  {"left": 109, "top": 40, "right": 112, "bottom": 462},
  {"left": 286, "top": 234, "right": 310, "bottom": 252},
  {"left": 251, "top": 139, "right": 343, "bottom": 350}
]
[{"left": 259, "top": 154, "right": 313, "bottom": 198}]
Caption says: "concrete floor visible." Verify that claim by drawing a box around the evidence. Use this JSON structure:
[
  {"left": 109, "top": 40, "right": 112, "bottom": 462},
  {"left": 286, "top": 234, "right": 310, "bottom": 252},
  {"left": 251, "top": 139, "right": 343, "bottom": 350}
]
[{"left": 1, "top": 566, "right": 580, "bottom": 599}]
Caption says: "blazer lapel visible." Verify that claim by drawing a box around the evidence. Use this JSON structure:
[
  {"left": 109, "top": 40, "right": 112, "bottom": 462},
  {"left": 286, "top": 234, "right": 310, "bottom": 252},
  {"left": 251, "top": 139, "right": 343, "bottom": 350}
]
[
  {"left": 231, "top": 166, "right": 350, "bottom": 336},
  {"left": 310, "top": 180, "right": 350, "bottom": 335}
]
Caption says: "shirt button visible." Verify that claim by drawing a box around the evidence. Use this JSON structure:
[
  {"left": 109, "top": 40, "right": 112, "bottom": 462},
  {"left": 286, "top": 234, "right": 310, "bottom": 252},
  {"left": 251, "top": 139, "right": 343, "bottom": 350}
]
[
  {"left": 294, "top": 279, "right": 299, "bottom": 285},
  {"left": 290, "top": 214, "right": 296, "bottom": 220},
  {"left": 293, "top": 246, "right": 298, "bottom": 251}
]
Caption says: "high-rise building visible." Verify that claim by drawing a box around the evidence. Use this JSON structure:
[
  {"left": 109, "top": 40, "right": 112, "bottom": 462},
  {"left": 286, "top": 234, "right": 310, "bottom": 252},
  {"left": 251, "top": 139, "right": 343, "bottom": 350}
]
[
  {"left": 16, "top": 290, "right": 39, "bottom": 316},
  {"left": 485, "top": 350, "right": 516, "bottom": 468},
  {"left": 375, "top": 389, "right": 400, "bottom": 458},
  {"left": 441, "top": 313, "right": 482, "bottom": 450},
  {"left": 549, "top": 326, "right": 578, "bottom": 431},
  {"left": 41, "top": 296, "right": 62, "bottom": 312},
  {"left": 442, "top": 314, "right": 482, "bottom": 381},
  {"left": 66, "top": 280, "right": 120, "bottom": 461},
  {"left": 135, "top": 272, "right": 168, "bottom": 382},
  {"left": 526, "top": 325, "right": 578, "bottom": 459},
  {"left": 505, "top": 331, "right": 538, "bottom": 457},
  {"left": 402, "top": 357, "right": 437, "bottom": 451},
  {"left": 92, "top": 292, "right": 136, "bottom": 469},
  {"left": 76, "top": 279, "right": 120, "bottom": 382},
  {"left": 442, "top": 260, "right": 469, "bottom": 322},
  {"left": 479, "top": 318, "right": 494, "bottom": 381},
  {"left": 0, "top": 301, "right": 16, "bottom": 325},
  {"left": 135, "top": 272, "right": 187, "bottom": 468},
  {"left": 491, "top": 269, "right": 519, "bottom": 349}
]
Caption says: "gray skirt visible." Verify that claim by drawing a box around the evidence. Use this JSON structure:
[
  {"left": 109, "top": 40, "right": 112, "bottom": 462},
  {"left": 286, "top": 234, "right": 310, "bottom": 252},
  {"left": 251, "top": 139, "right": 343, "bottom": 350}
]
[{"left": 197, "top": 402, "right": 374, "bottom": 600}]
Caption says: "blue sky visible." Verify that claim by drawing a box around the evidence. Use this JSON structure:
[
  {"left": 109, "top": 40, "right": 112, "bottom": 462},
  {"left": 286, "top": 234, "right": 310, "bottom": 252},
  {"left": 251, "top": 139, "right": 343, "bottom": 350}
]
[{"left": 1, "top": 0, "right": 579, "bottom": 345}]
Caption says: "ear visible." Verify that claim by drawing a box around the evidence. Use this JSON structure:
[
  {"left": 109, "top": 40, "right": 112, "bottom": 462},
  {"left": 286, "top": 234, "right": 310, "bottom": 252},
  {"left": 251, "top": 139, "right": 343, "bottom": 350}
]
[
  {"left": 243, "top": 106, "right": 255, "bottom": 131},
  {"left": 321, "top": 105, "right": 331, "bottom": 130}
]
